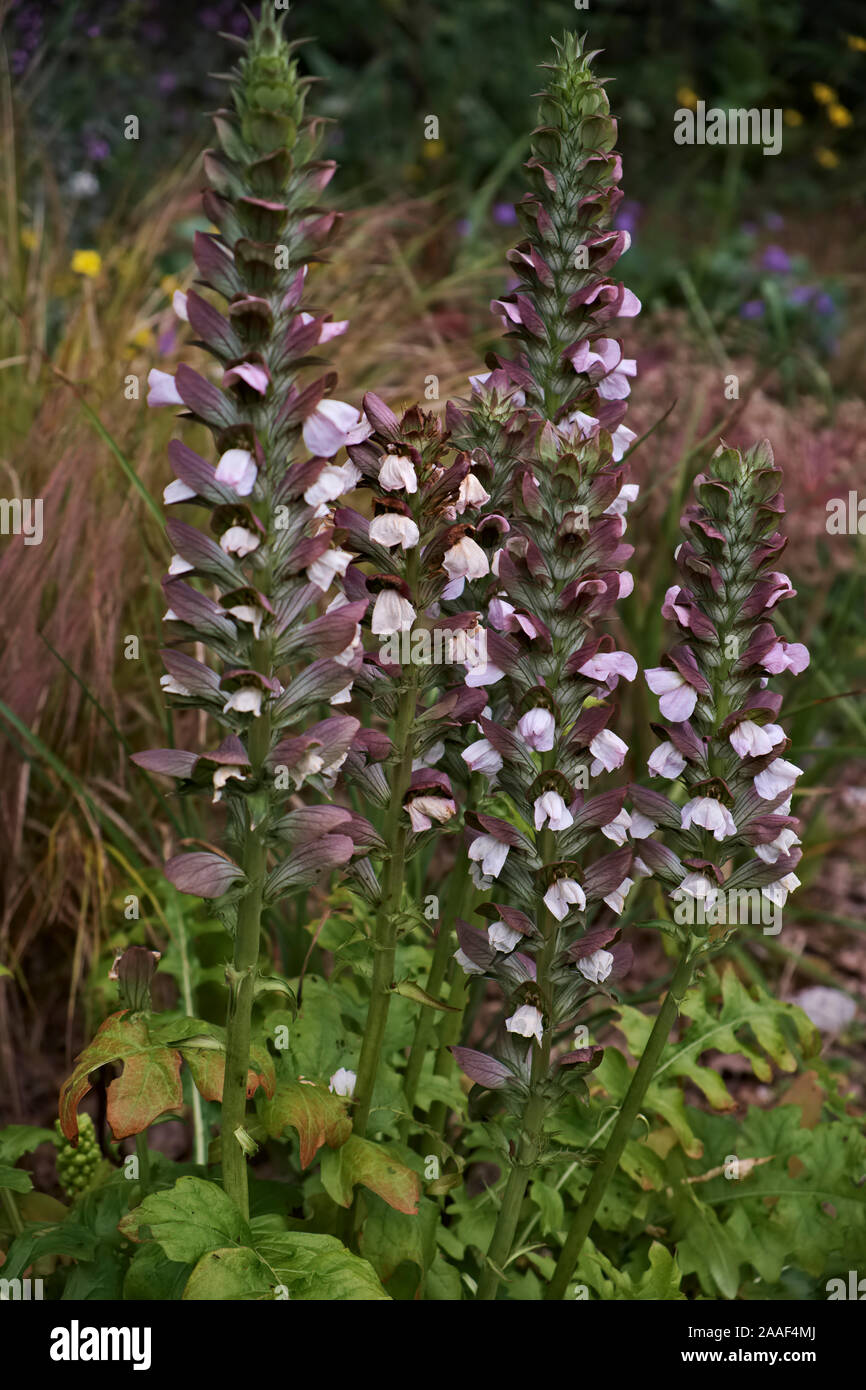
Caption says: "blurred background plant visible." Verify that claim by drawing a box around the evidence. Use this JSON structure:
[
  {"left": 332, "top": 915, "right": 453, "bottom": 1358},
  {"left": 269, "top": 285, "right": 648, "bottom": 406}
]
[{"left": 1, "top": 0, "right": 864, "bottom": 1223}]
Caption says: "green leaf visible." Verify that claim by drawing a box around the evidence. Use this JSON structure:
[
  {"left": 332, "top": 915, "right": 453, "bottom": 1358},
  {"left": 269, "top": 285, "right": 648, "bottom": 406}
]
[
  {"left": 529, "top": 1177, "right": 564, "bottom": 1236},
  {"left": 260, "top": 1079, "right": 351, "bottom": 1167},
  {"left": 254, "top": 1231, "right": 390, "bottom": 1301},
  {"left": 59, "top": 1012, "right": 183, "bottom": 1143},
  {"left": 118, "top": 1176, "right": 252, "bottom": 1263},
  {"left": 0, "top": 1125, "right": 56, "bottom": 1165},
  {"left": 600, "top": 965, "right": 820, "bottom": 1157},
  {"left": 183, "top": 1246, "right": 274, "bottom": 1301},
  {"left": 1, "top": 1223, "right": 97, "bottom": 1281},
  {"left": 424, "top": 1253, "right": 463, "bottom": 1300},
  {"left": 320, "top": 1136, "right": 421, "bottom": 1215},
  {"left": 123, "top": 1244, "right": 192, "bottom": 1301},
  {"left": 61, "top": 1247, "right": 126, "bottom": 1301},
  {"left": 285, "top": 976, "right": 348, "bottom": 1080},
  {"left": 391, "top": 979, "right": 458, "bottom": 1011},
  {"left": 0, "top": 1164, "right": 32, "bottom": 1193},
  {"left": 579, "top": 1239, "right": 686, "bottom": 1300},
  {"left": 359, "top": 1193, "right": 438, "bottom": 1290}
]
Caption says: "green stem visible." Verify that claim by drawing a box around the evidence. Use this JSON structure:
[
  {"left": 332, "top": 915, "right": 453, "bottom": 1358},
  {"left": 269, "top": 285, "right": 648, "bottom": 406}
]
[
  {"left": 476, "top": 828, "right": 556, "bottom": 1300},
  {"left": 221, "top": 651, "right": 271, "bottom": 1221},
  {"left": 1, "top": 1185, "right": 23, "bottom": 1238},
  {"left": 475, "top": 1090, "right": 546, "bottom": 1300},
  {"left": 401, "top": 846, "right": 472, "bottom": 1135},
  {"left": 352, "top": 566, "right": 420, "bottom": 1137},
  {"left": 544, "top": 940, "right": 697, "bottom": 1300},
  {"left": 135, "top": 1130, "right": 151, "bottom": 1199},
  {"left": 426, "top": 961, "right": 470, "bottom": 1141}
]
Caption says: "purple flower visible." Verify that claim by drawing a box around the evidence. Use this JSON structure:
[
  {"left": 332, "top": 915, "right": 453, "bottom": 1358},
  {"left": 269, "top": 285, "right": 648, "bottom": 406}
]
[
  {"left": 492, "top": 201, "right": 518, "bottom": 226},
  {"left": 764, "top": 211, "right": 784, "bottom": 231},
  {"left": 814, "top": 292, "right": 835, "bottom": 316},
  {"left": 788, "top": 285, "right": 815, "bottom": 307},
  {"left": 455, "top": 217, "right": 472, "bottom": 238},
  {"left": 760, "top": 245, "right": 792, "bottom": 274},
  {"left": 84, "top": 134, "right": 110, "bottom": 162},
  {"left": 614, "top": 199, "right": 642, "bottom": 235},
  {"left": 739, "top": 299, "right": 765, "bottom": 320}
]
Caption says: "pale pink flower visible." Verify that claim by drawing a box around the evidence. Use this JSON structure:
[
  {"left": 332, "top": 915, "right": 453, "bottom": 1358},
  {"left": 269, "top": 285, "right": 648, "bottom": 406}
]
[
  {"left": 379, "top": 453, "right": 418, "bottom": 493},
  {"left": 603, "top": 877, "right": 634, "bottom": 915},
  {"left": 681, "top": 797, "right": 737, "bottom": 841},
  {"left": 302, "top": 399, "right": 372, "bottom": 457},
  {"left": 645, "top": 667, "right": 698, "bottom": 721},
  {"left": 506, "top": 1004, "right": 544, "bottom": 1044},
  {"left": 368, "top": 513, "right": 420, "bottom": 549},
  {"left": 406, "top": 795, "right": 457, "bottom": 832},
  {"left": 220, "top": 526, "right": 260, "bottom": 557},
  {"left": 443, "top": 535, "right": 489, "bottom": 582},
  {"left": 456, "top": 474, "right": 491, "bottom": 513},
  {"left": 462, "top": 738, "right": 503, "bottom": 776},
  {"left": 577, "top": 949, "right": 614, "bottom": 984},
  {"left": 216, "top": 448, "right": 258, "bottom": 497},
  {"left": 578, "top": 650, "right": 637, "bottom": 689},
  {"left": 590, "top": 728, "right": 629, "bottom": 774},
  {"left": 329, "top": 1067, "right": 356, "bottom": 1096},
  {"left": 371, "top": 589, "right": 416, "bottom": 635},
  {"left": 468, "top": 834, "right": 509, "bottom": 880},
  {"left": 147, "top": 368, "right": 183, "bottom": 407},
  {"left": 601, "top": 809, "right": 631, "bottom": 845},
  {"left": 761, "top": 640, "right": 809, "bottom": 675},
  {"left": 303, "top": 461, "right": 362, "bottom": 508},
  {"left": 729, "top": 719, "right": 781, "bottom": 758},
  {"left": 518, "top": 707, "right": 555, "bottom": 752},
  {"left": 754, "top": 757, "right": 802, "bottom": 800},
  {"left": 648, "top": 741, "right": 687, "bottom": 778},
  {"left": 306, "top": 546, "right": 354, "bottom": 592},
  {"left": 488, "top": 921, "right": 522, "bottom": 952},
  {"left": 222, "top": 687, "right": 264, "bottom": 717},
  {"left": 544, "top": 877, "right": 586, "bottom": 921},
  {"left": 534, "top": 790, "right": 574, "bottom": 832}
]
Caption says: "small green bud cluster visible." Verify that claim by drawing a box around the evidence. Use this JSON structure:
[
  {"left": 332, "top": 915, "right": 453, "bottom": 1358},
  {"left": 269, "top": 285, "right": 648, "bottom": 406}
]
[{"left": 54, "top": 1112, "right": 100, "bottom": 1198}]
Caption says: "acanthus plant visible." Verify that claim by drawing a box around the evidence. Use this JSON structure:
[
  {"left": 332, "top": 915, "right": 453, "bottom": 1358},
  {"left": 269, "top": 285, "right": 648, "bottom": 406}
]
[
  {"left": 119, "top": 10, "right": 420, "bottom": 1237},
  {"left": 546, "top": 438, "right": 809, "bottom": 1299},
  {"left": 10, "top": 11, "right": 835, "bottom": 1307},
  {"left": 438, "top": 34, "right": 645, "bottom": 1298},
  {"left": 325, "top": 396, "right": 490, "bottom": 1149}
]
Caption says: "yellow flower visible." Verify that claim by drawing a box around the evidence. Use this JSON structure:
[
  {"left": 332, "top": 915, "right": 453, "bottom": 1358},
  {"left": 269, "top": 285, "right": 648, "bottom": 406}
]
[
  {"left": 828, "top": 103, "right": 852, "bottom": 127},
  {"left": 422, "top": 138, "right": 445, "bottom": 161},
  {"left": 20, "top": 228, "right": 38, "bottom": 250},
  {"left": 676, "top": 86, "right": 699, "bottom": 110},
  {"left": 130, "top": 327, "right": 154, "bottom": 349},
  {"left": 811, "top": 82, "right": 836, "bottom": 105},
  {"left": 784, "top": 109, "right": 803, "bottom": 127},
  {"left": 846, "top": 35, "right": 866, "bottom": 52},
  {"left": 160, "top": 274, "right": 180, "bottom": 298},
  {"left": 71, "top": 249, "right": 102, "bottom": 278},
  {"left": 815, "top": 146, "right": 840, "bottom": 168}
]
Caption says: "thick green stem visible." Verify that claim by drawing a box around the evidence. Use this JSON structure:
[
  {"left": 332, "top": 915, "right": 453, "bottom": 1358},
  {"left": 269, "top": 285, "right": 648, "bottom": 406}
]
[
  {"left": 544, "top": 941, "right": 697, "bottom": 1299},
  {"left": 475, "top": 1090, "right": 546, "bottom": 1300},
  {"left": 476, "top": 828, "right": 556, "bottom": 1300},
  {"left": 221, "top": 652, "right": 271, "bottom": 1220},
  {"left": 401, "top": 847, "right": 472, "bottom": 1133},
  {"left": 351, "top": 586, "right": 420, "bottom": 1137},
  {"left": 135, "top": 1130, "right": 151, "bottom": 1199}
]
